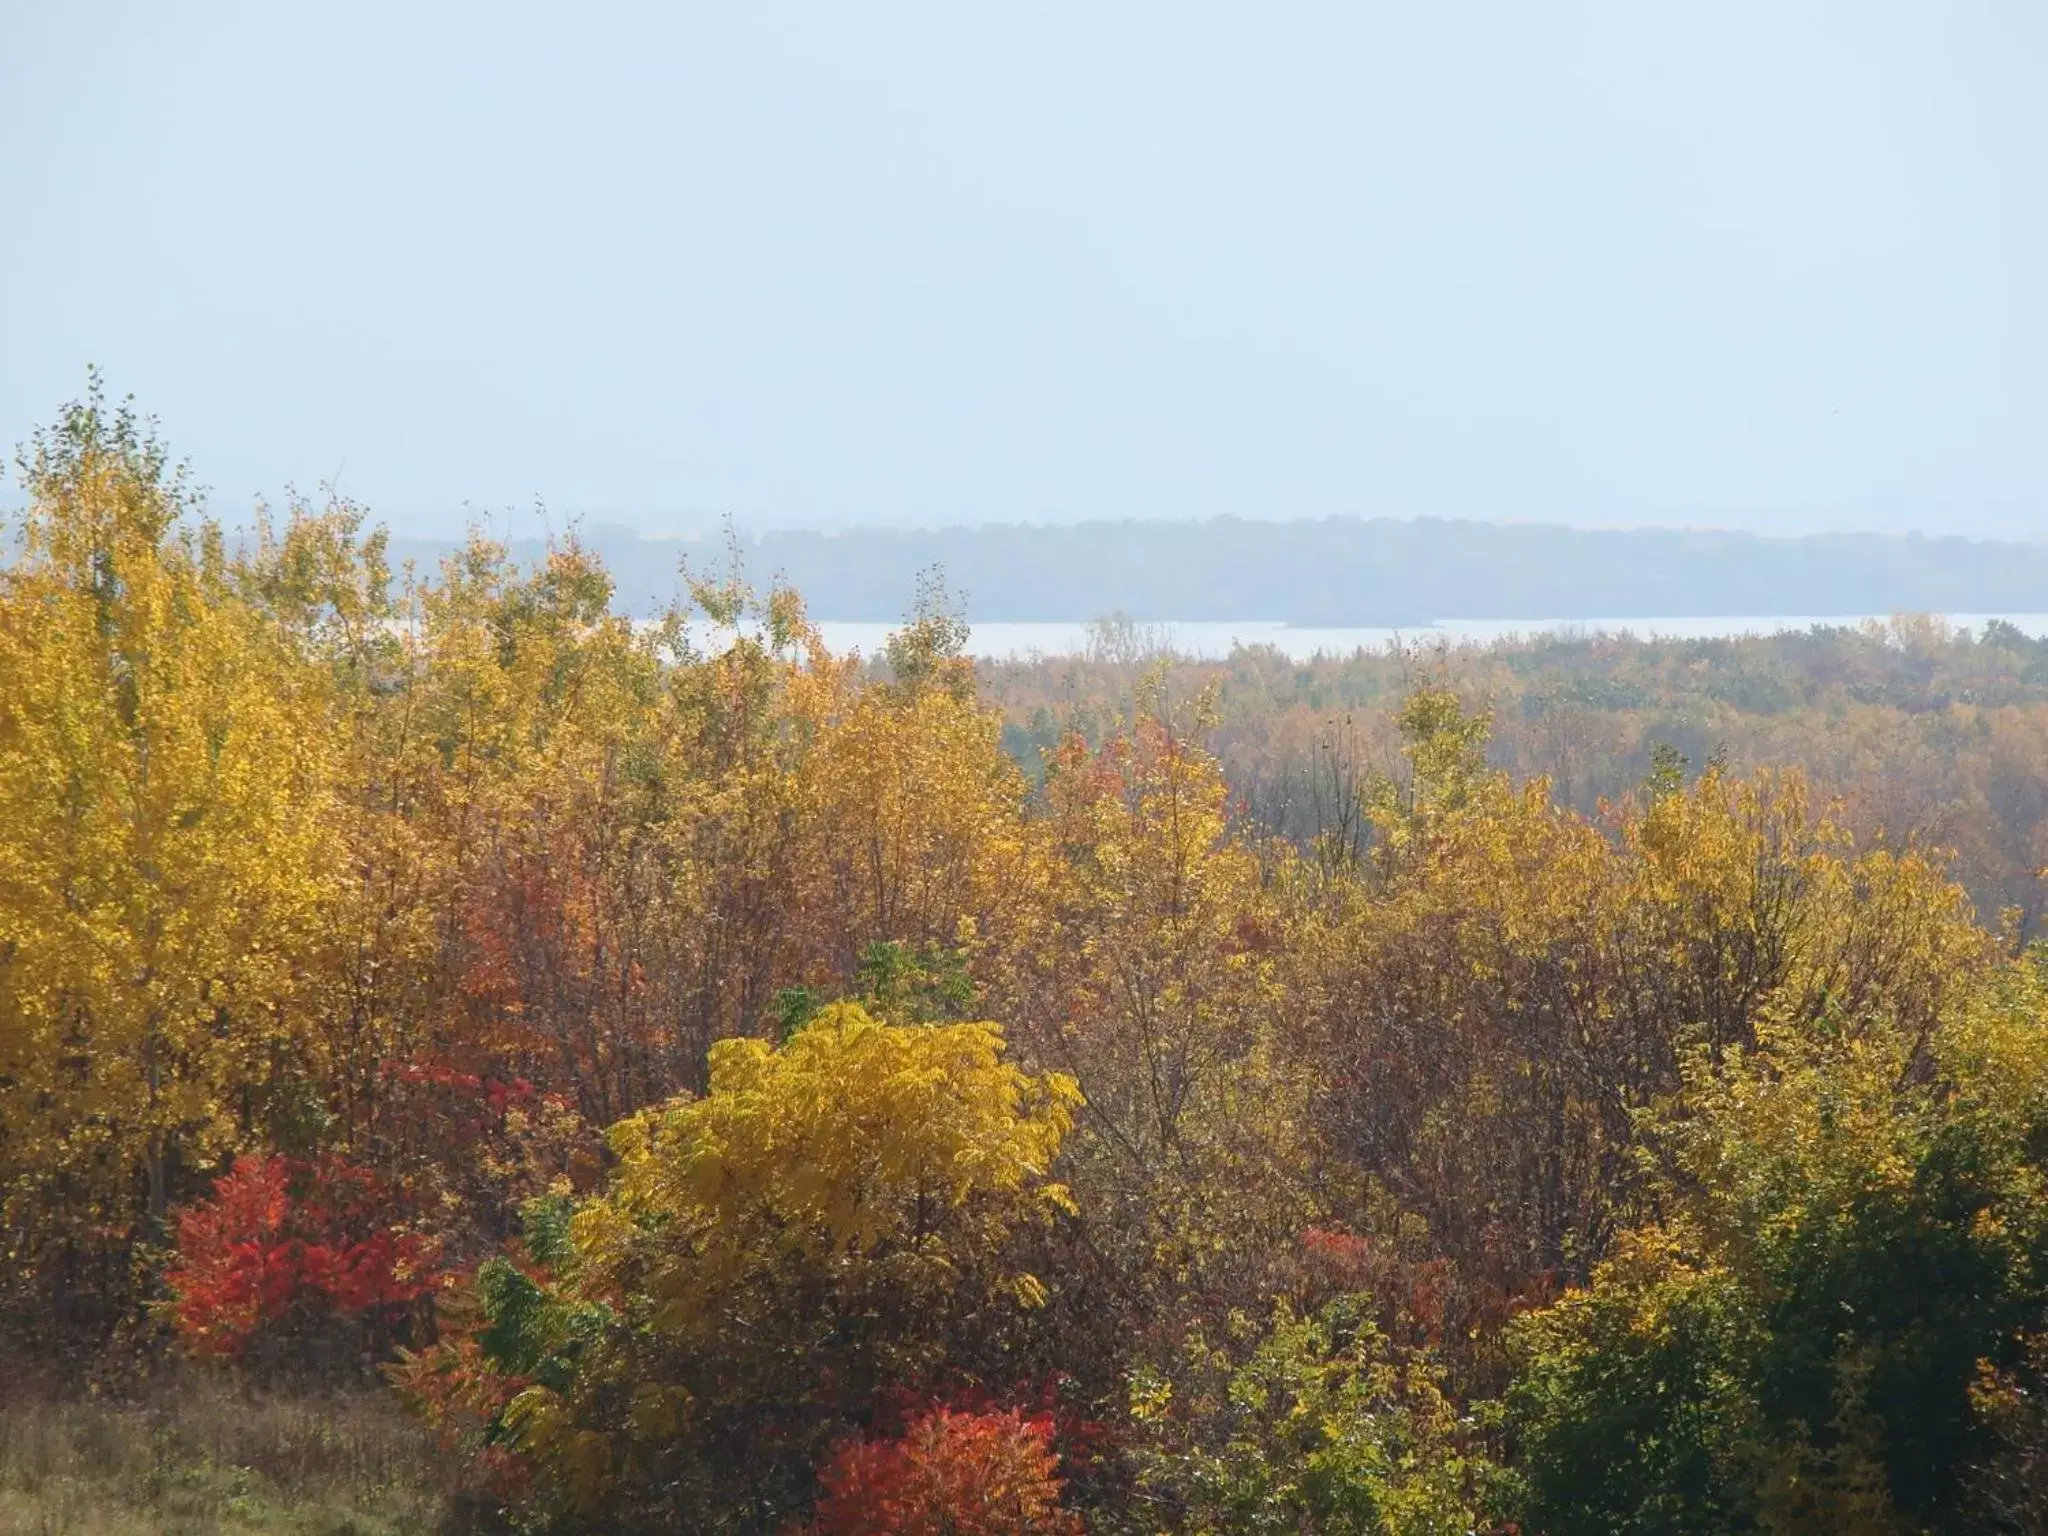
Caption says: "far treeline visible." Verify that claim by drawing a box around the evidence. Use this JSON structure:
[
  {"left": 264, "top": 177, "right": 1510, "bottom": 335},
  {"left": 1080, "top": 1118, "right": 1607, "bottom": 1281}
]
[
  {"left": 392, "top": 515, "right": 2048, "bottom": 623},
  {"left": 9, "top": 384, "right": 2048, "bottom": 1535},
  {"left": 986, "top": 609, "right": 2048, "bottom": 947}
]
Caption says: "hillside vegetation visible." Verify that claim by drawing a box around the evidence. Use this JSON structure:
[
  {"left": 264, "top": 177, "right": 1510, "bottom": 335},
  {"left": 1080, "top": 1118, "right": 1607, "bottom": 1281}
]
[{"left": 5, "top": 387, "right": 2048, "bottom": 1534}]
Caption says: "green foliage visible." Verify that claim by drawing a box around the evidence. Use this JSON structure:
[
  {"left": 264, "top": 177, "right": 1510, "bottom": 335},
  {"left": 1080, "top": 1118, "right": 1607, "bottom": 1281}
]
[
  {"left": 855, "top": 939, "right": 978, "bottom": 1023},
  {"left": 1500, "top": 964, "right": 2048, "bottom": 1535},
  {"left": 473, "top": 1250, "right": 607, "bottom": 1394},
  {"left": 773, "top": 984, "right": 825, "bottom": 1042},
  {"left": 1501, "top": 1238, "right": 1765, "bottom": 1536},
  {"left": 1643, "top": 740, "right": 1688, "bottom": 800},
  {"left": 1130, "top": 1296, "right": 1488, "bottom": 1536}
]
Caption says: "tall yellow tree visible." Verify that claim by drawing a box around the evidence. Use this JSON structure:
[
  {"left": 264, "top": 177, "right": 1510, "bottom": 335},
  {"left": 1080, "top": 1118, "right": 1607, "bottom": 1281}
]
[
  {"left": 990, "top": 685, "right": 1316, "bottom": 1323},
  {"left": 0, "top": 386, "right": 337, "bottom": 1299}
]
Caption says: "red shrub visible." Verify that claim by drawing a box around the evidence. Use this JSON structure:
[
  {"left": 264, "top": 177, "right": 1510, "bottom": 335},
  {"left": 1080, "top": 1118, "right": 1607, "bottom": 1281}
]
[
  {"left": 815, "top": 1406, "right": 1083, "bottom": 1536},
  {"left": 1295, "top": 1226, "right": 1452, "bottom": 1340},
  {"left": 165, "top": 1153, "right": 441, "bottom": 1358}
]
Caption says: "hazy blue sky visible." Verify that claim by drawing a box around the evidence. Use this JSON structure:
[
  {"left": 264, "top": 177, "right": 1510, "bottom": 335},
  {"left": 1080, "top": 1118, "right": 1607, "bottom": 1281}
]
[{"left": 3, "top": 1, "right": 2043, "bottom": 538}]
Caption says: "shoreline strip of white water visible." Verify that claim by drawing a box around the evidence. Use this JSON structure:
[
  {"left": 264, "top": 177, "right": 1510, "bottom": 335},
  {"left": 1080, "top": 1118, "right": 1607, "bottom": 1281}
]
[{"left": 800, "top": 614, "right": 2048, "bottom": 662}]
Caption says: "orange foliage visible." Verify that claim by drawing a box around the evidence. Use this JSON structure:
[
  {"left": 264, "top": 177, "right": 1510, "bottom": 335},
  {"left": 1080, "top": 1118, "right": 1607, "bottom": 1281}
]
[{"left": 813, "top": 1406, "right": 1083, "bottom": 1536}]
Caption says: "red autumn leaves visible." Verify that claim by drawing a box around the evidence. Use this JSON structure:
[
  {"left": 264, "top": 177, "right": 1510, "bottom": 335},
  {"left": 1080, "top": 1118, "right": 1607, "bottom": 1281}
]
[{"left": 164, "top": 1154, "right": 440, "bottom": 1358}]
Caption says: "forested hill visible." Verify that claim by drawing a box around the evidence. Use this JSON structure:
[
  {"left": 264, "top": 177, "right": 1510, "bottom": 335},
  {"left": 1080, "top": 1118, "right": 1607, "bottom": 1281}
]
[
  {"left": 391, "top": 515, "right": 2048, "bottom": 622},
  {"left": 17, "top": 396, "right": 2048, "bottom": 1534}
]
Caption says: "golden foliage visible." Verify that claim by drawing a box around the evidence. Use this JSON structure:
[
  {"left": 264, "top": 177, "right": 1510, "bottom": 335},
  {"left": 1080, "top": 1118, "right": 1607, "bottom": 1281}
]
[
  {"left": 573, "top": 1002, "right": 1079, "bottom": 1334},
  {"left": 0, "top": 393, "right": 341, "bottom": 1245}
]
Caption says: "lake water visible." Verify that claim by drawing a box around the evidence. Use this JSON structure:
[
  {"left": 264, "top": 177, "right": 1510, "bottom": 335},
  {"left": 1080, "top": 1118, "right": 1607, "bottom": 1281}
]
[{"left": 804, "top": 614, "right": 2048, "bottom": 662}]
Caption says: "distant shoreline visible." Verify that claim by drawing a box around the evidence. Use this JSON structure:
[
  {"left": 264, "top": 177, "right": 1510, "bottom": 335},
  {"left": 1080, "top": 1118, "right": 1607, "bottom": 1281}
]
[{"left": 382, "top": 514, "right": 2048, "bottom": 625}]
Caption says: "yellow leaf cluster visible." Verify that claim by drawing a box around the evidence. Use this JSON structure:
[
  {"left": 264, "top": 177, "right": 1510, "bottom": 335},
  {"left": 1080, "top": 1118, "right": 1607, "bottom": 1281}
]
[{"left": 572, "top": 1002, "right": 1079, "bottom": 1341}]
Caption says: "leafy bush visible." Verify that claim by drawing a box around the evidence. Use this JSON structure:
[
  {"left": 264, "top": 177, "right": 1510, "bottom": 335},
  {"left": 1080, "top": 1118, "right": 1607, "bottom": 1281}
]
[
  {"left": 398, "top": 1003, "right": 1081, "bottom": 1531},
  {"left": 1501, "top": 968, "right": 2048, "bottom": 1535},
  {"left": 813, "top": 1404, "right": 1083, "bottom": 1536},
  {"left": 1500, "top": 1236, "right": 1765, "bottom": 1536},
  {"left": 164, "top": 1154, "right": 440, "bottom": 1370},
  {"left": 1129, "top": 1295, "right": 1489, "bottom": 1536}
]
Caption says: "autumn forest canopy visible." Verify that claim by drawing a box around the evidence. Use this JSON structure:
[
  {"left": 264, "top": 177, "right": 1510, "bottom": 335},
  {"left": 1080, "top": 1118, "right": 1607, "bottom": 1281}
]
[{"left": 8, "top": 386, "right": 2048, "bottom": 1534}]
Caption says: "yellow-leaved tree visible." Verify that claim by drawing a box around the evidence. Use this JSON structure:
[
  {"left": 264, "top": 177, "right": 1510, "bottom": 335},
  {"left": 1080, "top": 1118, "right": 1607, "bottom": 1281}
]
[
  {"left": 989, "top": 684, "right": 1319, "bottom": 1330},
  {"left": 0, "top": 384, "right": 338, "bottom": 1336}
]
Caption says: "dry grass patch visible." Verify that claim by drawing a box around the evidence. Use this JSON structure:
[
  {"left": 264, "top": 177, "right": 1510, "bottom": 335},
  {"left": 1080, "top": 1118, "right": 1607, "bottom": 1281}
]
[{"left": 0, "top": 1375, "right": 452, "bottom": 1535}]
